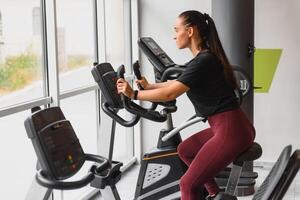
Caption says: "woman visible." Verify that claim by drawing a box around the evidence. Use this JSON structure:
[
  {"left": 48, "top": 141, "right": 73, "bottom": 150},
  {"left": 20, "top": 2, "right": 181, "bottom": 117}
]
[{"left": 116, "top": 10, "right": 255, "bottom": 200}]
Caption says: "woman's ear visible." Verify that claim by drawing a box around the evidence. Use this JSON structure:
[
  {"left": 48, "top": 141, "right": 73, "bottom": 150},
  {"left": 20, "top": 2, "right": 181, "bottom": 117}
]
[{"left": 187, "top": 26, "right": 195, "bottom": 38}]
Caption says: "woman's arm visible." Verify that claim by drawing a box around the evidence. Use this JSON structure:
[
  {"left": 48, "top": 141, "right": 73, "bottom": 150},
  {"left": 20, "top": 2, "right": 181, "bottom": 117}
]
[
  {"left": 146, "top": 80, "right": 176, "bottom": 89},
  {"left": 117, "top": 78, "right": 189, "bottom": 102},
  {"left": 136, "top": 76, "right": 175, "bottom": 90}
]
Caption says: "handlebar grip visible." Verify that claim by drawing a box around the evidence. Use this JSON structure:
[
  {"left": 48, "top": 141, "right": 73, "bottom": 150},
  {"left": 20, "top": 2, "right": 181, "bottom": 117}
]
[
  {"left": 116, "top": 65, "right": 166, "bottom": 122},
  {"left": 133, "top": 61, "right": 142, "bottom": 80},
  {"left": 117, "top": 65, "right": 125, "bottom": 79},
  {"left": 117, "top": 65, "right": 127, "bottom": 102},
  {"left": 133, "top": 61, "right": 144, "bottom": 90}
]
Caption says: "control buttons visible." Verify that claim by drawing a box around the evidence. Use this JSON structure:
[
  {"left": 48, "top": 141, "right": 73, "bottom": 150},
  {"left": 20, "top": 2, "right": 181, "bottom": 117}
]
[
  {"left": 68, "top": 155, "right": 72, "bottom": 160},
  {"left": 71, "top": 164, "right": 76, "bottom": 170},
  {"left": 67, "top": 154, "right": 74, "bottom": 164}
]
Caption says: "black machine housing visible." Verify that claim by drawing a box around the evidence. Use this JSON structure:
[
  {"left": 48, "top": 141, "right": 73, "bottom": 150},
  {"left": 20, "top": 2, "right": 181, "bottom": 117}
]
[
  {"left": 25, "top": 107, "right": 86, "bottom": 180},
  {"left": 25, "top": 106, "right": 122, "bottom": 191}
]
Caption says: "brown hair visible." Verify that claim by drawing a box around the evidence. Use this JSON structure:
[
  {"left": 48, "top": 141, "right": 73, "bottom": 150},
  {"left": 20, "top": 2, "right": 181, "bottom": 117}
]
[{"left": 179, "top": 10, "right": 237, "bottom": 89}]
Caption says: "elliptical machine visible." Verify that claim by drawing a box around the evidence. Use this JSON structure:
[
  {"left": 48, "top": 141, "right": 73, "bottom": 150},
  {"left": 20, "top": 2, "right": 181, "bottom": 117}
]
[
  {"left": 24, "top": 106, "right": 123, "bottom": 200},
  {"left": 92, "top": 61, "right": 187, "bottom": 199},
  {"left": 137, "top": 37, "right": 258, "bottom": 196}
]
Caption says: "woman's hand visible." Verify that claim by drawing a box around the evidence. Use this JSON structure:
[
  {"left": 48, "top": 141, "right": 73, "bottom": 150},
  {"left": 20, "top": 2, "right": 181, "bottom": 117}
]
[
  {"left": 135, "top": 76, "right": 150, "bottom": 90},
  {"left": 117, "top": 78, "right": 134, "bottom": 99}
]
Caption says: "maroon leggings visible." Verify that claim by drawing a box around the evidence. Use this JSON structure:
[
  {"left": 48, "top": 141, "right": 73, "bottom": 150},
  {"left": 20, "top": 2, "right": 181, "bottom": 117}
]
[{"left": 178, "top": 108, "right": 255, "bottom": 200}]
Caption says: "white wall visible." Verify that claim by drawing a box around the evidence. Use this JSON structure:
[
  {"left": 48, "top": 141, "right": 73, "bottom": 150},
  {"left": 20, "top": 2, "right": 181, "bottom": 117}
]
[
  {"left": 138, "top": 0, "right": 300, "bottom": 162},
  {"left": 254, "top": 0, "right": 300, "bottom": 162},
  {"left": 138, "top": 0, "right": 211, "bottom": 154}
]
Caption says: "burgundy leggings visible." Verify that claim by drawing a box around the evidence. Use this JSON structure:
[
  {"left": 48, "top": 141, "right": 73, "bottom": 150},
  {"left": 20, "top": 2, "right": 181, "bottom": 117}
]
[{"left": 178, "top": 108, "right": 255, "bottom": 200}]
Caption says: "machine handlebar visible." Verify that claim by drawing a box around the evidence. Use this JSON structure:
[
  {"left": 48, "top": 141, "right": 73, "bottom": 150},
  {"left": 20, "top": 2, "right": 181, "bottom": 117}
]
[
  {"left": 36, "top": 154, "right": 110, "bottom": 190},
  {"left": 117, "top": 65, "right": 168, "bottom": 122}
]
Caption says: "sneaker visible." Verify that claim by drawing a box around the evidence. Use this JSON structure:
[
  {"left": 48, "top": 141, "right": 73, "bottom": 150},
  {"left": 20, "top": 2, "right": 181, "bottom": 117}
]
[
  {"left": 206, "top": 192, "right": 237, "bottom": 200},
  {"left": 206, "top": 193, "right": 218, "bottom": 200}
]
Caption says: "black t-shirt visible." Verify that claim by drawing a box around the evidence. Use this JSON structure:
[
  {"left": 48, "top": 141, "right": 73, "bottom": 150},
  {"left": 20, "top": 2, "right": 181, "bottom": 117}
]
[{"left": 177, "top": 51, "right": 239, "bottom": 117}]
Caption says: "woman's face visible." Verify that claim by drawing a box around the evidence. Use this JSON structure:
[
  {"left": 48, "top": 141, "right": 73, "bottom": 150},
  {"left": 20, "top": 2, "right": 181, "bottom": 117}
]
[{"left": 174, "top": 17, "right": 191, "bottom": 49}]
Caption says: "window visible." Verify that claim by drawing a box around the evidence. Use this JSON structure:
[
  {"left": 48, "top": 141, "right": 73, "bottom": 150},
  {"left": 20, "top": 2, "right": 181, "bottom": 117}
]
[
  {"left": 105, "top": 0, "right": 125, "bottom": 67},
  {"left": 56, "top": 0, "right": 95, "bottom": 91},
  {"left": 0, "top": 1, "right": 44, "bottom": 109}
]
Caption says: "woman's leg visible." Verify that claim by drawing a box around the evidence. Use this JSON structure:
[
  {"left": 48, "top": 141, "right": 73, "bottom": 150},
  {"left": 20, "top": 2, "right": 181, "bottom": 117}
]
[
  {"left": 177, "top": 128, "right": 214, "bottom": 166},
  {"left": 179, "top": 110, "right": 255, "bottom": 200},
  {"left": 178, "top": 128, "right": 219, "bottom": 198}
]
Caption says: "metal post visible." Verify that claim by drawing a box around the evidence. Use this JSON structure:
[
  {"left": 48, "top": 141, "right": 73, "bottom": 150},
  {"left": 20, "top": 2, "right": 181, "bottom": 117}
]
[
  {"left": 123, "top": 0, "right": 135, "bottom": 159},
  {"left": 45, "top": 0, "right": 60, "bottom": 107}
]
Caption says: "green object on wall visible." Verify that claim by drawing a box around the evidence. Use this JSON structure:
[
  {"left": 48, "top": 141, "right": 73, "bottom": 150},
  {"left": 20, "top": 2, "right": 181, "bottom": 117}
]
[{"left": 254, "top": 49, "right": 282, "bottom": 93}]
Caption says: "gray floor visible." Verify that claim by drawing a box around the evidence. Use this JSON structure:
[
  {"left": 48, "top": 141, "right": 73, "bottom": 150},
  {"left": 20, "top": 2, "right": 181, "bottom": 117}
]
[{"left": 114, "top": 163, "right": 300, "bottom": 200}]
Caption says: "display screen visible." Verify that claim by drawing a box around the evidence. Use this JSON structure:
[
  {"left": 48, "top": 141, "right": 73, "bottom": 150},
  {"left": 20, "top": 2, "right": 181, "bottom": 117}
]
[{"left": 148, "top": 41, "right": 158, "bottom": 49}]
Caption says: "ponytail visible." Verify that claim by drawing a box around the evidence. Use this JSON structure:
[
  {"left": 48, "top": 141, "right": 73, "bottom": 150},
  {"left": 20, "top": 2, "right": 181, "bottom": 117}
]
[
  {"left": 205, "top": 14, "right": 237, "bottom": 89},
  {"left": 179, "top": 11, "right": 237, "bottom": 89}
]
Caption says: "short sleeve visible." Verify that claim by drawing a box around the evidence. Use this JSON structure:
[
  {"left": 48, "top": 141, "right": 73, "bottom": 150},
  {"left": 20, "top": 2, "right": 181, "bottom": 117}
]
[{"left": 177, "top": 55, "right": 210, "bottom": 88}]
